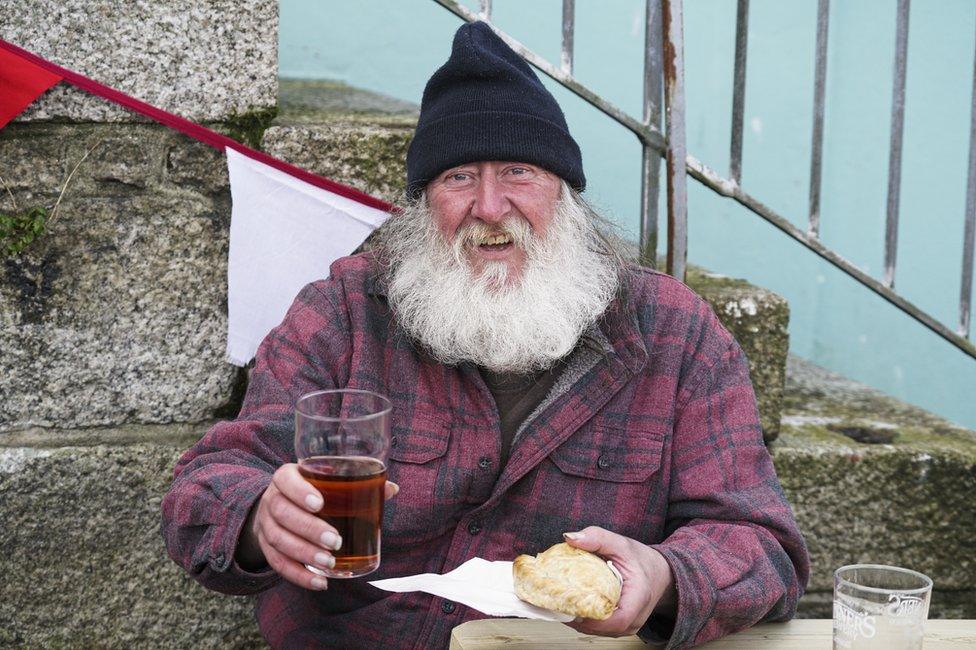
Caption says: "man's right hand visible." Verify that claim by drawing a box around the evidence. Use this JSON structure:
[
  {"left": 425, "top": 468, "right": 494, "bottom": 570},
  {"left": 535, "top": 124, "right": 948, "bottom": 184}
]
[{"left": 236, "top": 463, "right": 399, "bottom": 591}]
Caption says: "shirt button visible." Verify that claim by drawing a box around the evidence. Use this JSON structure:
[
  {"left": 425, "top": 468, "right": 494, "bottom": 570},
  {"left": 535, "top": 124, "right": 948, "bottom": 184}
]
[
  {"left": 390, "top": 435, "right": 399, "bottom": 448},
  {"left": 467, "top": 521, "right": 482, "bottom": 535},
  {"left": 213, "top": 552, "right": 225, "bottom": 565},
  {"left": 441, "top": 600, "right": 457, "bottom": 614},
  {"left": 478, "top": 457, "right": 492, "bottom": 470},
  {"left": 597, "top": 455, "right": 613, "bottom": 470}
]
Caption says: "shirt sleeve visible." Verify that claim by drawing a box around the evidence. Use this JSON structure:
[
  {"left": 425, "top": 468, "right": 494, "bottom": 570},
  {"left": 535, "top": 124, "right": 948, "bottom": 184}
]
[
  {"left": 160, "top": 280, "right": 351, "bottom": 595},
  {"left": 648, "top": 338, "right": 811, "bottom": 648}
]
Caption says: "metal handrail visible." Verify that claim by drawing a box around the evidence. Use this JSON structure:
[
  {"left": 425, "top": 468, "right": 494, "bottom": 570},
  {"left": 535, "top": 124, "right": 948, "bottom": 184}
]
[{"left": 432, "top": 0, "right": 976, "bottom": 361}]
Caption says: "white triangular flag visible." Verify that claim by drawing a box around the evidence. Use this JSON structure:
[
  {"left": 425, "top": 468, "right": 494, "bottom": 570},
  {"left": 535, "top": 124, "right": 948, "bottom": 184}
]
[{"left": 225, "top": 147, "right": 389, "bottom": 365}]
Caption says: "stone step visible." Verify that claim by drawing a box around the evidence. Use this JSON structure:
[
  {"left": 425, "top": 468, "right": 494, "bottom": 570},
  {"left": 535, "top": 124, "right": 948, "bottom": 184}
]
[
  {"left": 263, "top": 79, "right": 789, "bottom": 440},
  {"left": 3, "top": 361, "right": 972, "bottom": 645},
  {"left": 777, "top": 356, "right": 976, "bottom": 618},
  {"left": 0, "top": 424, "right": 264, "bottom": 648}
]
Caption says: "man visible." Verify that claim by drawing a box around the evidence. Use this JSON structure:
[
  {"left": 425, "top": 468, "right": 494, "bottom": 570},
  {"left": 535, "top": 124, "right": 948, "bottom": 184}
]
[{"left": 162, "top": 21, "right": 809, "bottom": 649}]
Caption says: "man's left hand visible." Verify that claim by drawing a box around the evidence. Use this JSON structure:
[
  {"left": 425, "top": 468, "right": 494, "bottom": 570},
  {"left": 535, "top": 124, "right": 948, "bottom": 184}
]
[{"left": 562, "top": 526, "right": 677, "bottom": 637}]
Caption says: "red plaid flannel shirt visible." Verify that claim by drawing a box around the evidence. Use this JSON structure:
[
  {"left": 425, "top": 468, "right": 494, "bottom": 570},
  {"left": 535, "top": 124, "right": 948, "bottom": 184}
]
[{"left": 161, "top": 252, "right": 809, "bottom": 649}]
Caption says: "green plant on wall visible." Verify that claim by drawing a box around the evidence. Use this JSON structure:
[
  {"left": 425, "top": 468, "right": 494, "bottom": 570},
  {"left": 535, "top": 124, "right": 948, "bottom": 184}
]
[
  {"left": 0, "top": 138, "right": 103, "bottom": 257},
  {"left": 0, "top": 203, "right": 49, "bottom": 256}
]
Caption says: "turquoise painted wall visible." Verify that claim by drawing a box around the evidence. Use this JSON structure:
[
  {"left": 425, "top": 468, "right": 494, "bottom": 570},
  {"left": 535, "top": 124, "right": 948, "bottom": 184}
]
[{"left": 280, "top": 0, "right": 976, "bottom": 429}]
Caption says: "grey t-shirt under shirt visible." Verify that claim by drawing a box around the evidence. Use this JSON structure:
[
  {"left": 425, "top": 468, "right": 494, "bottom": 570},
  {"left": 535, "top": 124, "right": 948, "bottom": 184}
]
[{"left": 479, "top": 358, "right": 567, "bottom": 468}]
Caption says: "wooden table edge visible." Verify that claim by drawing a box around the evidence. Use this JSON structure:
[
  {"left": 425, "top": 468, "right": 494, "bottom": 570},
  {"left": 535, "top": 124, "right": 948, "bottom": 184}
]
[{"left": 449, "top": 618, "right": 976, "bottom": 649}]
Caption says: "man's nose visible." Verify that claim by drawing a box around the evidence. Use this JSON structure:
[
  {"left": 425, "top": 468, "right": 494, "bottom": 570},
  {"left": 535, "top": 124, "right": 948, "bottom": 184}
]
[{"left": 470, "top": 175, "right": 511, "bottom": 223}]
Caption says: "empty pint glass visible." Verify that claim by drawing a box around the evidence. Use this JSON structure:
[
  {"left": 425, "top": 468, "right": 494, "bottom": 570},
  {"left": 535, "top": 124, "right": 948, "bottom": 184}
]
[
  {"left": 295, "top": 389, "right": 391, "bottom": 578},
  {"left": 833, "top": 564, "right": 932, "bottom": 650}
]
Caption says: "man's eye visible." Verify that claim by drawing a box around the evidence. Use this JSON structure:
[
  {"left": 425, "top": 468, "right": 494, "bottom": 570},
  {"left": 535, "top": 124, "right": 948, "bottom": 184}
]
[{"left": 451, "top": 173, "right": 469, "bottom": 181}]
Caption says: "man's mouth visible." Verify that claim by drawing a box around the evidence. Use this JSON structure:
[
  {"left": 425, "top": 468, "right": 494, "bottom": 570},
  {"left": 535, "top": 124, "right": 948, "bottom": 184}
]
[{"left": 473, "top": 233, "right": 514, "bottom": 251}]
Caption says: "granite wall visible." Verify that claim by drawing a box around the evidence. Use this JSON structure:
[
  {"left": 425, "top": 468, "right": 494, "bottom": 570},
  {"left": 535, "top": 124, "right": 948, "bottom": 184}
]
[{"left": 0, "top": 0, "right": 277, "bottom": 431}]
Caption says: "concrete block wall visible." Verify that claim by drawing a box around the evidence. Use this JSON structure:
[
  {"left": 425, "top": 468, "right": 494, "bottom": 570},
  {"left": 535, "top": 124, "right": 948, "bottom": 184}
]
[
  {"left": 1, "top": 5, "right": 277, "bottom": 640},
  {"left": 778, "top": 358, "right": 976, "bottom": 618},
  {"left": 0, "top": 426, "right": 264, "bottom": 648}
]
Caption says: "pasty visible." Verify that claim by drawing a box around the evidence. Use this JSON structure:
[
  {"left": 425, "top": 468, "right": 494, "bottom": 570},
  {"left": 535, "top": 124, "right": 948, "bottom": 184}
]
[{"left": 512, "top": 542, "right": 621, "bottom": 620}]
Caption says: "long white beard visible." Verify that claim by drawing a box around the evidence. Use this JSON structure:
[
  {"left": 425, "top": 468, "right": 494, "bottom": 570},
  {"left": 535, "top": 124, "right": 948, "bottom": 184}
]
[{"left": 378, "top": 186, "right": 622, "bottom": 374}]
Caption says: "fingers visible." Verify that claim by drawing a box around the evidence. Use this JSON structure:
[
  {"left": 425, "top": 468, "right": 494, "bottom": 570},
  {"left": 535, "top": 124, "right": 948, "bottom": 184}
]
[
  {"left": 259, "top": 529, "right": 329, "bottom": 591},
  {"left": 264, "top": 479, "right": 342, "bottom": 551},
  {"left": 567, "top": 615, "right": 639, "bottom": 638},
  {"left": 385, "top": 481, "right": 400, "bottom": 500},
  {"left": 562, "top": 526, "right": 630, "bottom": 561},
  {"left": 259, "top": 512, "right": 336, "bottom": 573},
  {"left": 561, "top": 527, "right": 661, "bottom": 638},
  {"left": 274, "top": 463, "right": 326, "bottom": 513},
  {"left": 256, "top": 467, "right": 343, "bottom": 591},
  {"left": 566, "top": 594, "right": 647, "bottom": 637}
]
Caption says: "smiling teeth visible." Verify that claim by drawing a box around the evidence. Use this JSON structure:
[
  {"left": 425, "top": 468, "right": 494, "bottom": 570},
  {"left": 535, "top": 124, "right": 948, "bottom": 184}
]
[{"left": 478, "top": 234, "right": 511, "bottom": 245}]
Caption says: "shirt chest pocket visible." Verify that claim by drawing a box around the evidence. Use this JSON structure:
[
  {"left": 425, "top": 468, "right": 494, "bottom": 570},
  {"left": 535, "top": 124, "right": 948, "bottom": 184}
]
[
  {"left": 548, "top": 424, "right": 665, "bottom": 483},
  {"left": 539, "top": 425, "right": 666, "bottom": 541},
  {"left": 388, "top": 415, "right": 451, "bottom": 464},
  {"left": 382, "top": 415, "right": 454, "bottom": 546}
]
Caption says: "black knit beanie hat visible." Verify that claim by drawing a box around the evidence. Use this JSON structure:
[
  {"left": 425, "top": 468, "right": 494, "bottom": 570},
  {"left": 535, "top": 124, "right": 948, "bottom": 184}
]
[{"left": 406, "top": 21, "right": 585, "bottom": 198}]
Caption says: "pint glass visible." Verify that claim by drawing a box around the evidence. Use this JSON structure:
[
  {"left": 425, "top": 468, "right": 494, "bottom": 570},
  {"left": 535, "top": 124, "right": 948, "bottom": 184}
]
[{"left": 295, "top": 389, "right": 392, "bottom": 578}]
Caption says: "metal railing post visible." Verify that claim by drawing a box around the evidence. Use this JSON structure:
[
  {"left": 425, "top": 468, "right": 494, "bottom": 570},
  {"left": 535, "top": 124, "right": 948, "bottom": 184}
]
[
  {"left": 959, "top": 21, "right": 976, "bottom": 338},
  {"left": 663, "top": 0, "right": 688, "bottom": 281},
  {"left": 883, "top": 0, "right": 910, "bottom": 289},
  {"left": 640, "top": 0, "right": 664, "bottom": 268},
  {"left": 561, "top": 0, "right": 575, "bottom": 75},
  {"left": 729, "top": 0, "right": 749, "bottom": 186},
  {"left": 808, "top": 0, "right": 830, "bottom": 238}
]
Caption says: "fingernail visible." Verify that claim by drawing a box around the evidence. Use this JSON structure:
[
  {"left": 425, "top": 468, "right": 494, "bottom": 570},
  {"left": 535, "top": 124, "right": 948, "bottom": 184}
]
[
  {"left": 310, "top": 576, "right": 328, "bottom": 590},
  {"left": 314, "top": 552, "right": 335, "bottom": 569},
  {"left": 389, "top": 482, "right": 400, "bottom": 496},
  {"left": 321, "top": 531, "right": 342, "bottom": 550},
  {"left": 563, "top": 531, "right": 584, "bottom": 541},
  {"left": 305, "top": 493, "right": 323, "bottom": 511}
]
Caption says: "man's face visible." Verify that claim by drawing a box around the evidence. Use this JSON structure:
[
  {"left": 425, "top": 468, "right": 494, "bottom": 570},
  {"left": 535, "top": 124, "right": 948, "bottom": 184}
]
[
  {"left": 379, "top": 174, "right": 622, "bottom": 373},
  {"left": 426, "top": 160, "right": 562, "bottom": 284}
]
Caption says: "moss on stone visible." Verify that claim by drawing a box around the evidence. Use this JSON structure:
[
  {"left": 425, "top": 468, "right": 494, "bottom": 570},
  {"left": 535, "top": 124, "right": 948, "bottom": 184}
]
[
  {"left": 262, "top": 123, "right": 413, "bottom": 204},
  {"left": 276, "top": 78, "right": 418, "bottom": 126},
  {"left": 223, "top": 106, "right": 279, "bottom": 149}
]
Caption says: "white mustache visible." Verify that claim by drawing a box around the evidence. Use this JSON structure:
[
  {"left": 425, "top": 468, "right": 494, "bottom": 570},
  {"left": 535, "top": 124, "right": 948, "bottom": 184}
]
[{"left": 456, "top": 218, "right": 532, "bottom": 249}]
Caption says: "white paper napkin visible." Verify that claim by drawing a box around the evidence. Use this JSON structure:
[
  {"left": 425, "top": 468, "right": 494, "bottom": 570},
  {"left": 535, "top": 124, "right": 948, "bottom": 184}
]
[{"left": 368, "top": 557, "right": 575, "bottom": 622}]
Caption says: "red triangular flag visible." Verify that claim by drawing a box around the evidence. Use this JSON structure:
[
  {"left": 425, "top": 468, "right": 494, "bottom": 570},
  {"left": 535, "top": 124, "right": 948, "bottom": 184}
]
[{"left": 0, "top": 47, "right": 62, "bottom": 128}]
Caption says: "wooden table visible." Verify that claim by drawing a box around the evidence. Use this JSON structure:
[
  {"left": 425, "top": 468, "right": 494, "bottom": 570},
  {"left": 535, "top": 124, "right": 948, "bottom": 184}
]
[{"left": 450, "top": 618, "right": 976, "bottom": 649}]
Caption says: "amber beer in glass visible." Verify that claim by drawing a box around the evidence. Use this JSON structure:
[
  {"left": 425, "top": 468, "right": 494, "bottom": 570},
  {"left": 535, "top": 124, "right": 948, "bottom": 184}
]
[{"left": 295, "top": 389, "right": 391, "bottom": 578}]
